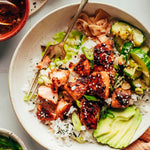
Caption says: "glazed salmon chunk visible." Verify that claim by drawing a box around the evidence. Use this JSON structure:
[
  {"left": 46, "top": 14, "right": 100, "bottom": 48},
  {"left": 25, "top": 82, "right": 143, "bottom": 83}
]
[
  {"left": 87, "top": 71, "right": 110, "bottom": 99},
  {"left": 36, "top": 56, "right": 51, "bottom": 69},
  {"left": 74, "top": 54, "right": 91, "bottom": 76},
  {"left": 49, "top": 69, "right": 70, "bottom": 87},
  {"left": 38, "top": 85, "right": 58, "bottom": 104},
  {"left": 111, "top": 87, "right": 132, "bottom": 108},
  {"left": 64, "top": 78, "right": 88, "bottom": 101}
]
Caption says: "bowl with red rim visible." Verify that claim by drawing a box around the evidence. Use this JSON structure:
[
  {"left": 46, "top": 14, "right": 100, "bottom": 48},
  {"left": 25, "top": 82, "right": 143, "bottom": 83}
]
[{"left": 0, "top": 0, "right": 30, "bottom": 41}]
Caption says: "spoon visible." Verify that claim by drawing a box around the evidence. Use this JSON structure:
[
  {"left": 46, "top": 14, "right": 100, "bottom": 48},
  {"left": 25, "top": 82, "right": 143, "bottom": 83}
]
[
  {"left": 0, "top": 0, "right": 18, "bottom": 8},
  {"left": 0, "top": 0, "right": 19, "bottom": 14},
  {"left": 27, "top": 0, "right": 88, "bottom": 100},
  {"left": 0, "top": 22, "right": 12, "bottom": 26}
]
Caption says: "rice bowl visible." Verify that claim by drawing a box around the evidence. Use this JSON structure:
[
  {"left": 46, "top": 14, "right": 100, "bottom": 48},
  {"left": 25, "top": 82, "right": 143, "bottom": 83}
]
[{"left": 9, "top": 2, "right": 150, "bottom": 150}]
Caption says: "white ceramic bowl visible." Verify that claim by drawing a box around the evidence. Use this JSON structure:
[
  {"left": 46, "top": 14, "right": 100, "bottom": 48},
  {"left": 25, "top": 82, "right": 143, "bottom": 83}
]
[
  {"left": 0, "top": 128, "right": 27, "bottom": 150},
  {"left": 9, "top": 2, "right": 150, "bottom": 150}
]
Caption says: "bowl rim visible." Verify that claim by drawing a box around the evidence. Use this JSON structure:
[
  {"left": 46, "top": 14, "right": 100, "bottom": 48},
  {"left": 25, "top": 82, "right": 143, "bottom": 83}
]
[
  {"left": 8, "top": 2, "right": 150, "bottom": 149},
  {"left": 0, "top": 128, "right": 27, "bottom": 150},
  {"left": 0, "top": 0, "right": 30, "bottom": 41}
]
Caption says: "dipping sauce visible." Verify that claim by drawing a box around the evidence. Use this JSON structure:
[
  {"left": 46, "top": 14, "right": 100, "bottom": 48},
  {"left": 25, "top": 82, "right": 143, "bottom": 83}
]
[{"left": 0, "top": 0, "right": 26, "bottom": 35}]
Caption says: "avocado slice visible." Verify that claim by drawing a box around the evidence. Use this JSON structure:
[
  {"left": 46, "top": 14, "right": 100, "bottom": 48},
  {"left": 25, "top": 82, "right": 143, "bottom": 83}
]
[
  {"left": 93, "top": 106, "right": 142, "bottom": 149},
  {"left": 93, "top": 117, "right": 112, "bottom": 138},
  {"left": 93, "top": 107, "right": 136, "bottom": 138},
  {"left": 117, "top": 109, "right": 142, "bottom": 148}
]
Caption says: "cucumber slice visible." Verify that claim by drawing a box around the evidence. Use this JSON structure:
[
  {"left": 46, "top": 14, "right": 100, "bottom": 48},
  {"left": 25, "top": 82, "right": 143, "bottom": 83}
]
[
  {"left": 121, "top": 42, "right": 133, "bottom": 55},
  {"left": 143, "top": 74, "right": 150, "bottom": 86},
  {"left": 132, "top": 79, "right": 147, "bottom": 90},
  {"left": 114, "top": 36, "right": 125, "bottom": 52},
  {"left": 111, "top": 21, "right": 145, "bottom": 47},
  {"left": 130, "top": 48, "right": 150, "bottom": 78},
  {"left": 111, "top": 22, "right": 132, "bottom": 40},
  {"left": 124, "top": 67, "right": 142, "bottom": 80},
  {"left": 140, "top": 45, "right": 150, "bottom": 54},
  {"left": 121, "top": 42, "right": 134, "bottom": 61},
  {"left": 132, "top": 27, "right": 145, "bottom": 47}
]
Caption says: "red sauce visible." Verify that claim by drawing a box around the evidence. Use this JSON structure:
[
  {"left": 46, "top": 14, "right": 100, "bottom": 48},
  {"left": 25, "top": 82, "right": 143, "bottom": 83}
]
[{"left": 0, "top": 0, "right": 26, "bottom": 35}]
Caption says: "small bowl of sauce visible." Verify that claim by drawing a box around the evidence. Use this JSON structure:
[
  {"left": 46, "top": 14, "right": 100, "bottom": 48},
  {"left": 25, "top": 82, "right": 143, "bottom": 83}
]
[
  {"left": 0, "top": 128, "right": 27, "bottom": 150},
  {"left": 0, "top": 0, "right": 29, "bottom": 41}
]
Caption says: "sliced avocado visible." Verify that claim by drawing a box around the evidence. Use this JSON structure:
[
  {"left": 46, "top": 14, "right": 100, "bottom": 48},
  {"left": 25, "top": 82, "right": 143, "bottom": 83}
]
[
  {"left": 107, "top": 118, "right": 132, "bottom": 148},
  {"left": 94, "top": 106, "right": 142, "bottom": 149},
  {"left": 109, "top": 106, "right": 136, "bottom": 120},
  {"left": 93, "top": 117, "right": 112, "bottom": 138},
  {"left": 97, "top": 130, "right": 118, "bottom": 144},
  {"left": 94, "top": 106, "right": 136, "bottom": 138},
  {"left": 130, "top": 48, "right": 150, "bottom": 79},
  {"left": 117, "top": 109, "right": 142, "bottom": 148}
]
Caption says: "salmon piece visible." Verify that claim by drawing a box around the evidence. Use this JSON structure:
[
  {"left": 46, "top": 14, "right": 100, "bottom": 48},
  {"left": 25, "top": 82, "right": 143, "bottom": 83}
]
[
  {"left": 87, "top": 71, "right": 110, "bottom": 99},
  {"left": 111, "top": 87, "right": 131, "bottom": 108},
  {"left": 74, "top": 54, "right": 91, "bottom": 76},
  {"left": 55, "top": 99, "right": 71, "bottom": 120},
  {"left": 36, "top": 56, "right": 51, "bottom": 69},
  {"left": 107, "top": 68, "right": 117, "bottom": 86},
  {"left": 49, "top": 69, "right": 70, "bottom": 87},
  {"left": 61, "top": 91, "right": 73, "bottom": 103},
  {"left": 38, "top": 85, "right": 58, "bottom": 104},
  {"left": 93, "top": 64, "right": 104, "bottom": 72},
  {"left": 36, "top": 104, "right": 56, "bottom": 122},
  {"left": 94, "top": 43, "right": 114, "bottom": 70},
  {"left": 64, "top": 78, "right": 88, "bottom": 100},
  {"left": 80, "top": 98, "right": 100, "bottom": 129}
]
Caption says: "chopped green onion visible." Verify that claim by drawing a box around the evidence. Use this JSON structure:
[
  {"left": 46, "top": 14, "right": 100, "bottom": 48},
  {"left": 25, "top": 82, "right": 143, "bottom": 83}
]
[
  {"left": 135, "top": 87, "right": 143, "bottom": 95},
  {"left": 75, "top": 136, "right": 85, "bottom": 143},
  {"left": 89, "top": 60, "right": 94, "bottom": 69},
  {"left": 24, "top": 93, "right": 36, "bottom": 101},
  {"left": 82, "top": 47, "right": 94, "bottom": 60},
  {"left": 107, "top": 110, "right": 115, "bottom": 119},
  {"left": 72, "top": 112, "right": 82, "bottom": 131},
  {"left": 113, "top": 64, "right": 119, "bottom": 70},
  {"left": 53, "top": 31, "right": 65, "bottom": 42},
  {"left": 0, "top": 136, "right": 22, "bottom": 150},
  {"left": 101, "top": 106, "right": 115, "bottom": 119},
  {"left": 129, "top": 59, "right": 135, "bottom": 68},
  {"left": 84, "top": 95, "right": 99, "bottom": 101},
  {"left": 42, "top": 41, "right": 52, "bottom": 56},
  {"left": 76, "top": 100, "right": 81, "bottom": 108},
  {"left": 54, "top": 58, "right": 61, "bottom": 66}
]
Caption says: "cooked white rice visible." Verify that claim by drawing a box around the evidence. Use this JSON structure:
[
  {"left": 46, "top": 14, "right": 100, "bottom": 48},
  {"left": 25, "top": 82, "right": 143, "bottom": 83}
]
[{"left": 23, "top": 32, "right": 150, "bottom": 148}]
